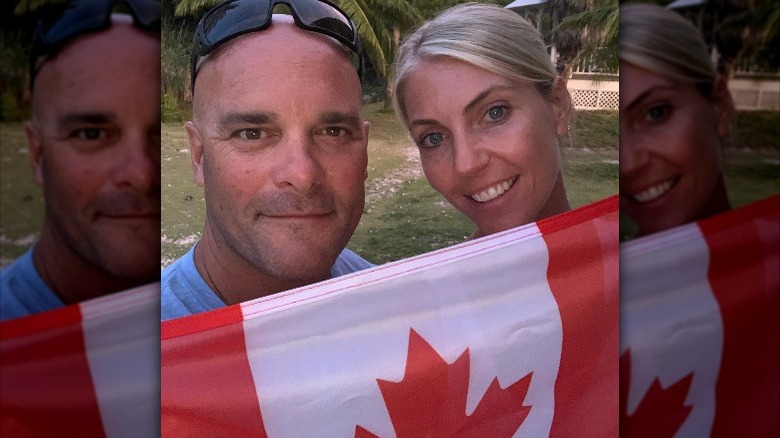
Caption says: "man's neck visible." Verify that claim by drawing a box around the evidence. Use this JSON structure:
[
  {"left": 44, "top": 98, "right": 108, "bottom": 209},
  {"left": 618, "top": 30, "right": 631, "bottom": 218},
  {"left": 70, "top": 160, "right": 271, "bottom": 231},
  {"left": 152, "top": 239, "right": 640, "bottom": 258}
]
[
  {"left": 33, "top": 223, "right": 144, "bottom": 305},
  {"left": 193, "top": 224, "right": 328, "bottom": 306}
]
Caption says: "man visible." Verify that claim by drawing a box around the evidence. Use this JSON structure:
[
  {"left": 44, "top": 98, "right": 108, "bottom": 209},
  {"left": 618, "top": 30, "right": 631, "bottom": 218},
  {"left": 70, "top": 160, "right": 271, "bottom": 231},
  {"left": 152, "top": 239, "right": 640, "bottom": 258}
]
[
  {"left": 0, "top": 0, "right": 161, "bottom": 321},
  {"left": 161, "top": 0, "right": 373, "bottom": 320}
]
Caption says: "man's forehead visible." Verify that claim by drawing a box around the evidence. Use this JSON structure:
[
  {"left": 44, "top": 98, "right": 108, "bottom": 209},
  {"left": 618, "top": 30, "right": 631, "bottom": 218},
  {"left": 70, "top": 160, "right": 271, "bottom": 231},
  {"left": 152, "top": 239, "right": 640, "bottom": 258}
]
[
  {"left": 31, "top": 18, "right": 160, "bottom": 122},
  {"left": 34, "top": 18, "right": 158, "bottom": 87},
  {"left": 198, "top": 14, "right": 349, "bottom": 78}
]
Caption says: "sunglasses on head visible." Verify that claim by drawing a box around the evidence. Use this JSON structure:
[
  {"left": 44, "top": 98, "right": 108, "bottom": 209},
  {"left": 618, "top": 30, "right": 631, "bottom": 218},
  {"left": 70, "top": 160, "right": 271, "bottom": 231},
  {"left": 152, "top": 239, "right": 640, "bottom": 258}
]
[
  {"left": 190, "top": 0, "right": 363, "bottom": 92},
  {"left": 30, "top": 0, "right": 161, "bottom": 90}
]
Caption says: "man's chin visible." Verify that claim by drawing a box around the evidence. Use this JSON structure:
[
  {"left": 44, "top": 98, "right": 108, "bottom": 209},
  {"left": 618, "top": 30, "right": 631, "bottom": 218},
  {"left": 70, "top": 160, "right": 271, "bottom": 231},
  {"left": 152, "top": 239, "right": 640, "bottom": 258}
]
[
  {"left": 89, "top": 234, "right": 160, "bottom": 281},
  {"left": 252, "top": 245, "right": 341, "bottom": 285}
]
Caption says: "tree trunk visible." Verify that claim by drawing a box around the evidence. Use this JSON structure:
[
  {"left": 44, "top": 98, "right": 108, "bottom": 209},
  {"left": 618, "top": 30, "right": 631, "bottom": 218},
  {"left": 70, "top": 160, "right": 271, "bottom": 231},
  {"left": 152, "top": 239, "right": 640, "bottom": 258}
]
[{"left": 383, "top": 26, "right": 402, "bottom": 109}]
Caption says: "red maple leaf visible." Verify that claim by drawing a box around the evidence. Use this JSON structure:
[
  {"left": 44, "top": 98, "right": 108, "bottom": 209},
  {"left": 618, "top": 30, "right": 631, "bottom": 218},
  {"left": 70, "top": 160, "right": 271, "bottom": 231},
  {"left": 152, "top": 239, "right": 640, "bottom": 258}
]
[
  {"left": 620, "top": 349, "right": 694, "bottom": 438},
  {"left": 356, "top": 328, "right": 532, "bottom": 438}
]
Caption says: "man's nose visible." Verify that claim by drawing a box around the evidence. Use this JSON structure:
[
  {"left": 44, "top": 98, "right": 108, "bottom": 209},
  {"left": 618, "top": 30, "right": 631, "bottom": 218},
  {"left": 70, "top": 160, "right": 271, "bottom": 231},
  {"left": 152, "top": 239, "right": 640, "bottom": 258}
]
[
  {"left": 112, "top": 130, "right": 160, "bottom": 194},
  {"left": 272, "top": 133, "right": 322, "bottom": 192}
]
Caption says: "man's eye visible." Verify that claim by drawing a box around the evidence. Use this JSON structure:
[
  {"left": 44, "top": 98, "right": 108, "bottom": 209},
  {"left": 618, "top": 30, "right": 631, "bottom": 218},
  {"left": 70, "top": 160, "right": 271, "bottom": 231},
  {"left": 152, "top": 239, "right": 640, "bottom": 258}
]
[
  {"left": 237, "top": 129, "right": 264, "bottom": 140},
  {"left": 323, "top": 127, "right": 346, "bottom": 137},
  {"left": 74, "top": 128, "right": 106, "bottom": 140},
  {"left": 484, "top": 105, "right": 508, "bottom": 122},
  {"left": 645, "top": 104, "right": 670, "bottom": 122},
  {"left": 420, "top": 132, "right": 444, "bottom": 148}
]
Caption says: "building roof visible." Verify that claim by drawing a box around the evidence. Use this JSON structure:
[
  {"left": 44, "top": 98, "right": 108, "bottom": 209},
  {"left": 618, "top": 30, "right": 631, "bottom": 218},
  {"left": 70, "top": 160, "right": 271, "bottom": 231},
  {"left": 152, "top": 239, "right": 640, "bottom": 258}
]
[
  {"left": 505, "top": 0, "right": 548, "bottom": 10},
  {"left": 666, "top": 0, "right": 708, "bottom": 9}
]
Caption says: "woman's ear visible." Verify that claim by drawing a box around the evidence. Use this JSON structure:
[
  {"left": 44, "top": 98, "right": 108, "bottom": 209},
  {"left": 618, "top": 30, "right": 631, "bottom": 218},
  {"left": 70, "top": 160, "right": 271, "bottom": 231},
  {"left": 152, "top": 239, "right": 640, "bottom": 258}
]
[
  {"left": 551, "top": 76, "right": 573, "bottom": 138},
  {"left": 711, "top": 76, "right": 735, "bottom": 138}
]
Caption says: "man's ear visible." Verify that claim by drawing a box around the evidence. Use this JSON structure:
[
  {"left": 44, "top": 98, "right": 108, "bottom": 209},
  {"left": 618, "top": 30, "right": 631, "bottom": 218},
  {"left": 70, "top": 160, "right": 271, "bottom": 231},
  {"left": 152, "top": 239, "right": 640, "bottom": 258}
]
[
  {"left": 185, "top": 121, "right": 205, "bottom": 187},
  {"left": 362, "top": 120, "right": 371, "bottom": 180},
  {"left": 711, "top": 76, "right": 735, "bottom": 138},
  {"left": 550, "top": 76, "right": 573, "bottom": 138},
  {"left": 24, "top": 121, "right": 44, "bottom": 187}
]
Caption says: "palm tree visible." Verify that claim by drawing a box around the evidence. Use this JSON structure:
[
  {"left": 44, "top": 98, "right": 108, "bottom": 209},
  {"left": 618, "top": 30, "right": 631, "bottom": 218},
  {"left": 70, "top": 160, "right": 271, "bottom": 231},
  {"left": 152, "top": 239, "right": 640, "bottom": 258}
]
[
  {"left": 554, "top": 0, "right": 618, "bottom": 76},
  {"left": 709, "top": 0, "right": 780, "bottom": 76},
  {"left": 173, "top": 0, "right": 424, "bottom": 80}
]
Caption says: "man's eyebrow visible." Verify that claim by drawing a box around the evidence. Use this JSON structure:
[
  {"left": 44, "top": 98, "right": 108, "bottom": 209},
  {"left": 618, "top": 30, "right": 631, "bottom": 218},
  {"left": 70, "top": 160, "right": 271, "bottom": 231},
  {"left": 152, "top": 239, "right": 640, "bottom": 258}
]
[
  {"left": 463, "top": 85, "right": 516, "bottom": 114},
  {"left": 624, "top": 85, "right": 676, "bottom": 113},
  {"left": 58, "top": 112, "right": 117, "bottom": 128},
  {"left": 320, "top": 111, "right": 361, "bottom": 127},
  {"left": 217, "top": 112, "right": 278, "bottom": 129}
]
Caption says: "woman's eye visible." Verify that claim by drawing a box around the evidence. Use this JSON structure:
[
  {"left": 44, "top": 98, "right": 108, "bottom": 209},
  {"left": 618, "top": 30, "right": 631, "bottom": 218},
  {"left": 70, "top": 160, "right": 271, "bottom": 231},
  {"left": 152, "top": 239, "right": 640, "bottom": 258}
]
[
  {"left": 421, "top": 132, "right": 444, "bottom": 148},
  {"left": 484, "top": 106, "right": 508, "bottom": 122},
  {"left": 645, "top": 104, "right": 670, "bottom": 123},
  {"left": 237, "top": 129, "right": 264, "bottom": 140}
]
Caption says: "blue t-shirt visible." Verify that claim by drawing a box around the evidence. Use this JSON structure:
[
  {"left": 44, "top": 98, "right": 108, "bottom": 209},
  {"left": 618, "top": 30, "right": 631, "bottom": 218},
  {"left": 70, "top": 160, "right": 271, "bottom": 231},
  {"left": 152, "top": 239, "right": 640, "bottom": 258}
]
[
  {"left": 0, "top": 247, "right": 64, "bottom": 321},
  {"left": 161, "top": 245, "right": 374, "bottom": 321}
]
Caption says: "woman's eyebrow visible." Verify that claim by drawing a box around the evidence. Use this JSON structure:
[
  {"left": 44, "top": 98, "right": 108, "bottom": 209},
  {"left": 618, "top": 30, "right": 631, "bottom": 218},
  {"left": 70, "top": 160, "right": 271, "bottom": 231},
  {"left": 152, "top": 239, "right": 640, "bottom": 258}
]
[
  {"left": 624, "top": 85, "right": 676, "bottom": 113},
  {"left": 463, "top": 85, "right": 515, "bottom": 114}
]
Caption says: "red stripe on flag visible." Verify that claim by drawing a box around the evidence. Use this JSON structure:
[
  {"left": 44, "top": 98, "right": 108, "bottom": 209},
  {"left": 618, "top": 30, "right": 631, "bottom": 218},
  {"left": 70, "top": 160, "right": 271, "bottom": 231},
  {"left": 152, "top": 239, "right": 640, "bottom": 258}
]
[
  {"left": 539, "top": 199, "right": 619, "bottom": 436},
  {"left": 162, "top": 303, "right": 247, "bottom": 339},
  {"left": 161, "top": 304, "right": 268, "bottom": 437},
  {"left": 0, "top": 303, "right": 82, "bottom": 340},
  {"left": 700, "top": 195, "right": 780, "bottom": 436},
  {"left": 0, "top": 305, "right": 106, "bottom": 436}
]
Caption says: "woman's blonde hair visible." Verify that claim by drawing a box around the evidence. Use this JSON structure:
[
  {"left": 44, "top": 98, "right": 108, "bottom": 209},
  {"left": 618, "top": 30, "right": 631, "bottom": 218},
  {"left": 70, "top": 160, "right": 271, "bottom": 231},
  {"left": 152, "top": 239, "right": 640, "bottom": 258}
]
[
  {"left": 620, "top": 3, "right": 717, "bottom": 94},
  {"left": 391, "top": 2, "right": 556, "bottom": 127}
]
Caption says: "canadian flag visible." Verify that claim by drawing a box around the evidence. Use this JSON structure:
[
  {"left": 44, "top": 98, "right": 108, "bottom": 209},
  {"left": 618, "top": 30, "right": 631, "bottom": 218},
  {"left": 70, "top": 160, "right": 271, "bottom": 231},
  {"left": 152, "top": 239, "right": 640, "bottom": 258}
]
[
  {"left": 0, "top": 283, "right": 160, "bottom": 437},
  {"left": 162, "top": 196, "right": 619, "bottom": 437},
  {"left": 620, "top": 194, "right": 780, "bottom": 437}
]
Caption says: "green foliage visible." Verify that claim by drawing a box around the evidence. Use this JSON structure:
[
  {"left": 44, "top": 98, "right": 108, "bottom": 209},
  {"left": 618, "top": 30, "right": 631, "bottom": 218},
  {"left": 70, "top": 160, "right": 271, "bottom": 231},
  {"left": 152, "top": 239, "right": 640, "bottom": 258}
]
[
  {"left": 730, "top": 111, "right": 780, "bottom": 151},
  {"left": 0, "top": 28, "right": 32, "bottom": 122},
  {"left": 555, "top": 0, "right": 619, "bottom": 73},
  {"left": 162, "top": 23, "right": 193, "bottom": 101},
  {"left": 0, "top": 95, "right": 23, "bottom": 122},
  {"left": 13, "top": 0, "right": 67, "bottom": 15},
  {"left": 161, "top": 93, "right": 184, "bottom": 123},
  {"left": 570, "top": 110, "right": 619, "bottom": 149},
  {"left": 171, "top": 0, "right": 426, "bottom": 79}
]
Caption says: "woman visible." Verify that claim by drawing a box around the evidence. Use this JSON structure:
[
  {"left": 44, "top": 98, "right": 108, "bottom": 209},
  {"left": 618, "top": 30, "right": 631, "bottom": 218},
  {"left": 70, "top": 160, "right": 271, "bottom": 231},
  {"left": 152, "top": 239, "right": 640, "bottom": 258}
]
[
  {"left": 392, "top": 3, "right": 574, "bottom": 238},
  {"left": 619, "top": 3, "right": 734, "bottom": 237}
]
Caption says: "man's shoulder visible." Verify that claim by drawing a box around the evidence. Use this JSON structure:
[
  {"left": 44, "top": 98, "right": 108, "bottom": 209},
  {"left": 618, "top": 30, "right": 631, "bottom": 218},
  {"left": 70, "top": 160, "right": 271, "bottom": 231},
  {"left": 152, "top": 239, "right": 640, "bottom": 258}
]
[
  {"left": 0, "top": 247, "right": 64, "bottom": 321},
  {"left": 332, "top": 248, "right": 375, "bottom": 277},
  {"left": 161, "top": 245, "right": 224, "bottom": 321}
]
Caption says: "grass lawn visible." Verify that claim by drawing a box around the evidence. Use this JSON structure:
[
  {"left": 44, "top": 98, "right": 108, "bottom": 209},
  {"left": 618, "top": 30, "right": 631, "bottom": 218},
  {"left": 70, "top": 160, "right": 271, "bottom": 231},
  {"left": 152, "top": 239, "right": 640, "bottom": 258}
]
[{"left": 1, "top": 107, "right": 777, "bottom": 267}]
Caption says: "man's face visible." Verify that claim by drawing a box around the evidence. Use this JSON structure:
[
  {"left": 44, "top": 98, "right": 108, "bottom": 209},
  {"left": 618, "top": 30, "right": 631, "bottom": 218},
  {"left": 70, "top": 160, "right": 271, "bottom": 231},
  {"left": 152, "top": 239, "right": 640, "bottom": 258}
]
[
  {"left": 188, "top": 22, "right": 368, "bottom": 281},
  {"left": 26, "top": 21, "right": 161, "bottom": 280}
]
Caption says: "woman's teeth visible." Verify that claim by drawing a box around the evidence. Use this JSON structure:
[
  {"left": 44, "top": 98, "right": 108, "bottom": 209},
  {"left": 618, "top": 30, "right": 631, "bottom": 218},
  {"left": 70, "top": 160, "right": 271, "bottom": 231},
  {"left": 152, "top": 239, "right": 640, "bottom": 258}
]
[
  {"left": 471, "top": 176, "right": 517, "bottom": 203},
  {"left": 632, "top": 178, "right": 676, "bottom": 203}
]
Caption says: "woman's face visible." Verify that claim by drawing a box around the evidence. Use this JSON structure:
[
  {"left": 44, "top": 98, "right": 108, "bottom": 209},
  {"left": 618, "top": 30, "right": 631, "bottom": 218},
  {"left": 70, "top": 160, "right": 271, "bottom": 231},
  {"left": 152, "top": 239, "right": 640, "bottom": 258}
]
[
  {"left": 400, "top": 57, "right": 571, "bottom": 236},
  {"left": 619, "top": 62, "right": 732, "bottom": 235}
]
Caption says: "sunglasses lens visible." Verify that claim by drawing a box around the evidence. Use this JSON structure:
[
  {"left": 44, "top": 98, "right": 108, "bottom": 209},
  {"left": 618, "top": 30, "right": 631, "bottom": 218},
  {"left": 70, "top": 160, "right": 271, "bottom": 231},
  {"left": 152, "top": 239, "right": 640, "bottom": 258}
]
[
  {"left": 293, "top": 0, "right": 354, "bottom": 45},
  {"left": 131, "top": 0, "right": 162, "bottom": 30},
  {"left": 39, "top": 1, "right": 107, "bottom": 47},
  {"left": 202, "top": 0, "right": 270, "bottom": 46}
]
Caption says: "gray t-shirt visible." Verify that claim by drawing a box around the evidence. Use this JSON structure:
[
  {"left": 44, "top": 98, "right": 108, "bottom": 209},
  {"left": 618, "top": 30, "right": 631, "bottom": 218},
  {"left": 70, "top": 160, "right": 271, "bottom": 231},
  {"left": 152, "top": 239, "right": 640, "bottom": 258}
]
[{"left": 161, "top": 244, "right": 374, "bottom": 321}]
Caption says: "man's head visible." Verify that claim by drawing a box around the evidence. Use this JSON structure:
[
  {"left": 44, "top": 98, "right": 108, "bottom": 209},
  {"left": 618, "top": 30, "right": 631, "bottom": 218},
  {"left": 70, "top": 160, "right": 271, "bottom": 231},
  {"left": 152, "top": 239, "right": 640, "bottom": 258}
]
[
  {"left": 25, "top": 9, "right": 161, "bottom": 290},
  {"left": 185, "top": 12, "right": 368, "bottom": 286}
]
